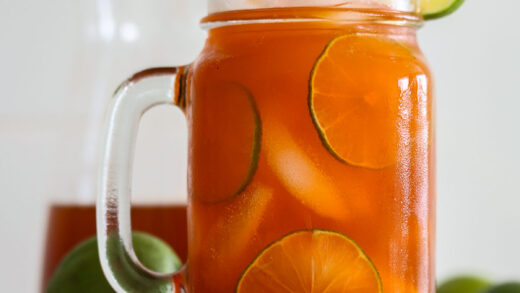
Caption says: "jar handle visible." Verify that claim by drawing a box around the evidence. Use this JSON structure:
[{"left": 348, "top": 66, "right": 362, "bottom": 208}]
[{"left": 97, "top": 67, "right": 189, "bottom": 293}]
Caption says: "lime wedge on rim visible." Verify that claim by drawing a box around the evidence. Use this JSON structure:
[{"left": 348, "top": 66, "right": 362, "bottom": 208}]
[{"left": 421, "top": 0, "right": 465, "bottom": 20}]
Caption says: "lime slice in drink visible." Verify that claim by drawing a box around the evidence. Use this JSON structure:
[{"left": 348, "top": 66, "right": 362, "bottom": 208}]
[
  {"left": 191, "top": 81, "right": 261, "bottom": 203},
  {"left": 421, "top": 0, "right": 465, "bottom": 20},
  {"left": 437, "top": 276, "right": 492, "bottom": 293},
  {"left": 47, "top": 232, "right": 182, "bottom": 293},
  {"left": 236, "top": 229, "right": 381, "bottom": 292},
  {"left": 309, "top": 34, "right": 422, "bottom": 169}
]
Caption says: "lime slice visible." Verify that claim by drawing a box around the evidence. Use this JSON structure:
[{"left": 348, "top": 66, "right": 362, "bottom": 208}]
[
  {"left": 236, "top": 229, "right": 381, "bottom": 292},
  {"left": 421, "top": 0, "right": 465, "bottom": 20},
  {"left": 47, "top": 232, "right": 182, "bottom": 293},
  {"left": 191, "top": 81, "right": 261, "bottom": 203},
  {"left": 309, "top": 34, "right": 421, "bottom": 169},
  {"left": 437, "top": 276, "right": 492, "bottom": 293},
  {"left": 484, "top": 282, "right": 520, "bottom": 293}
]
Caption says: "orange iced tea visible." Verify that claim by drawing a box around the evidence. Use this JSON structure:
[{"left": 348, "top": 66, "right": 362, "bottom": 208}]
[{"left": 185, "top": 7, "right": 434, "bottom": 293}]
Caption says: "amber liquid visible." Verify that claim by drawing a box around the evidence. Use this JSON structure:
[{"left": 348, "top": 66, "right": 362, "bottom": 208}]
[
  {"left": 186, "top": 8, "right": 434, "bottom": 293},
  {"left": 41, "top": 204, "right": 187, "bottom": 290}
]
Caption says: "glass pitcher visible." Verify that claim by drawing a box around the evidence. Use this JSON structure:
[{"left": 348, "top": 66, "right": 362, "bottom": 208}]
[
  {"left": 40, "top": 0, "right": 201, "bottom": 289},
  {"left": 97, "top": 0, "right": 435, "bottom": 292}
]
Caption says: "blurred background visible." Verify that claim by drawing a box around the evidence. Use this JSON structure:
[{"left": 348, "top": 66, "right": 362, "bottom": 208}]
[{"left": 1, "top": 0, "right": 519, "bottom": 291}]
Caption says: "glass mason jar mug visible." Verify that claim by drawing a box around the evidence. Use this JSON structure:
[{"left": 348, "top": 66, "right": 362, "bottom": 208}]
[{"left": 97, "top": 1, "right": 435, "bottom": 292}]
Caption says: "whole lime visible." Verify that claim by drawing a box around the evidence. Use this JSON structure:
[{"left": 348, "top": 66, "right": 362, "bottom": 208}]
[
  {"left": 47, "top": 232, "right": 182, "bottom": 293},
  {"left": 484, "top": 282, "right": 520, "bottom": 293},
  {"left": 438, "top": 276, "right": 492, "bottom": 293}
]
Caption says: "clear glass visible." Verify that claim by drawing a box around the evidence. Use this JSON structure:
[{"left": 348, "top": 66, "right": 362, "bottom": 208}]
[
  {"left": 98, "top": 5, "right": 434, "bottom": 293},
  {"left": 40, "top": 0, "right": 197, "bottom": 289},
  {"left": 208, "top": 0, "right": 419, "bottom": 13}
]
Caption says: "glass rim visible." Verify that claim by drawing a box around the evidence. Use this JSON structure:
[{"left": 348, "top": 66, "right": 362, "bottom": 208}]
[
  {"left": 200, "top": 7, "right": 423, "bottom": 30},
  {"left": 207, "top": 0, "right": 419, "bottom": 14}
]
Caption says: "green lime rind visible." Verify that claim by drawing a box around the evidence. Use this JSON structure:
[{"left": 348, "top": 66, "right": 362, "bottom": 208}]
[
  {"left": 236, "top": 229, "right": 382, "bottom": 293},
  {"left": 437, "top": 276, "right": 492, "bottom": 293},
  {"left": 46, "top": 237, "right": 113, "bottom": 293},
  {"left": 483, "top": 282, "right": 520, "bottom": 293},
  {"left": 195, "top": 82, "right": 262, "bottom": 204},
  {"left": 309, "top": 34, "right": 349, "bottom": 167},
  {"left": 133, "top": 232, "right": 182, "bottom": 273},
  {"left": 423, "top": 0, "right": 465, "bottom": 20},
  {"left": 229, "top": 84, "right": 262, "bottom": 202},
  {"left": 308, "top": 34, "right": 417, "bottom": 170},
  {"left": 47, "top": 232, "right": 182, "bottom": 293}
]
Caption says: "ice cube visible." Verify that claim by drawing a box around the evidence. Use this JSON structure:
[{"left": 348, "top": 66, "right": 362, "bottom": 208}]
[{"left": 265, "top": 125, "right": 349, "bottom": 221}]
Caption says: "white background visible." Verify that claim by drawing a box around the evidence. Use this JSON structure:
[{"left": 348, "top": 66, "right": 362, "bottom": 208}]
[{"left": 1, "top": 0, "right": 519, "bottom": 291}]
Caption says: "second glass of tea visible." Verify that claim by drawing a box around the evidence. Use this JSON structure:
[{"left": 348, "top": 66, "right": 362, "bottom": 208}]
[{"left": 98, "top": 0, "right": 435, "bottom": 292}]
